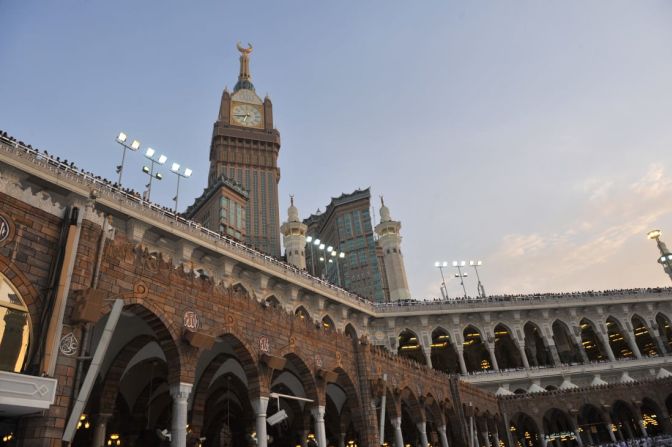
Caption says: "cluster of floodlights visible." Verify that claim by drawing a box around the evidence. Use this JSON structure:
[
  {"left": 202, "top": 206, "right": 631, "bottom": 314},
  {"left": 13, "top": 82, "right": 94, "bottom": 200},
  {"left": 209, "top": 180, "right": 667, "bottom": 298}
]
[
  {"left": 305, "top": 236, "right": 346, "bottom": 284},
  {"left": 434, "top": 260, "right": 486, "bottom": 299},
  {"left": 115, "top": 132, "right": 192, "bottom": 211}
]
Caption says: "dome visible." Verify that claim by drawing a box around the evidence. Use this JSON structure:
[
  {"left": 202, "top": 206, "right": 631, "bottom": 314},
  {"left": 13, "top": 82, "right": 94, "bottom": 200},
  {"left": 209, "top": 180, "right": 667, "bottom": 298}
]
[
  {"left": 287, "top": 196, "right": 300, "bottom": 222},
  {"left": 379, "top": 197, "right": 391, "bottom": 222}
]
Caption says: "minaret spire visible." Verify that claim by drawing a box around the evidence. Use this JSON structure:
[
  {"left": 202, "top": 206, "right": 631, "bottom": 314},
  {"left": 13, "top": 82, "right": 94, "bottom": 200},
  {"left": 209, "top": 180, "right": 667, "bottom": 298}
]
[
  {"left": 235, "top": 42, "right": 255, "bottom": 91},
  {"left": 375, "top": 197, "right": 411, "bottom": 301}
]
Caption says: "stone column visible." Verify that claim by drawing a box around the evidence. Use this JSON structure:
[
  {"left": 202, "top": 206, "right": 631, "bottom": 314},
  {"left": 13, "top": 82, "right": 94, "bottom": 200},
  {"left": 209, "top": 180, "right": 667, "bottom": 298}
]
[
  {"left": 485, "top": 343, "right": 500, "bottom": 371},
  {"left": 603, "top": 414, "right": 617, "bottom": 442},
  {"left": 574, "top": 337, "right": 590, "bottom": 363},
  {"left": 457, "top": 345, "right": 468, "bottom": 375},
  {"left": 602, "top": 331, "right": 617, "bottom": 362},
  {"left": 547, "top": 342, "right": 562, "bottom": 365},
  {"left": 170, "top": 382, "right": 193, "bottom": 447},
  {"left": 492, "top": 428, "right": 501, "bottom": 447},
  {"left": 252, "top": 397, "right": 269, "bottom": 447},
  {"left": 391, "top": 417, "right": 404, "bottom": 447},
  {"left": 516, "top": 339, "right": 530, "bottom": 369},
  {"left": 625, "top": 332, "right": 643, "bottom": 358},
  {"left": 422, "top": 346, "right": 433, "bottom": 369},
  {"left": 650, "top": 329, "right": 669, "bottom": 355},
  {"left": 540, "top": 433, "right": 548, "bottom": 447},
  {"left": 481, "top": 431, "right": 491, "bottom": 447},
  {"left": 437, "top": 425, "right": 450, "bottom": 447},
  {"left": 339, "top": 432, "right": 346, "bottom": 447},
  {"left": 417, "top": 421, "right": 429, "bottom": 447},
  {"left": 311, "top": 405, "right": 327, "bottom": 447},
  {"left": 92, "top": 413, "right": 112, "bottom": 447},
  {"left": 634, "top": 408, "right": 648, "bottom": 438}
]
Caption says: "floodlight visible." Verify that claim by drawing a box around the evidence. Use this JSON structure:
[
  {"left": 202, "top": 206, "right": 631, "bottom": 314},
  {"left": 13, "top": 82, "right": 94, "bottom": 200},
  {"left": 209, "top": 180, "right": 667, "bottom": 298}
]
[
  {"left": 452, "top": 261, "right": 458, "bottom": 267},
  {"left": 130, "top": 140, "right": 141, "bottom": 150},
  {"left": 117, "top": 132, "right": 127, "bottom": 143},
  {"left": 327, "top": 246, "right": 333, "bottom": 252},
  {"left": 314, "top": 239, "right": 320, "bottom": 246},
  {"left": 319, "top": 244, "right": 325, "bottom": 250},
  {"left": 648, "top": 230, "right": 662, "bottom": 240},
  {"left": 145, "top": 147, "right": 155, "bottom": 157},
  {"left": 331, "top": 251, "right": 337, "bottom": 256},
  {"left": 339, "top": 252, "right": 345, "bottom": 258},
  {"left": 461, "top": 261, "right": 466, "bottom": 266},
  {"left": 434, "top": 262, "right": 440, "bottom": 267},
  {"left": 267, "top": 410, "right": 288, "bottom": 426},
  {"left": 142, "top": 166, "right": 150, "bottom": 174},
  {"left": 158, "top": 155, "right": 167, "bottom": 164},
  {"left": 156, "top": 173, "right": 163, "bottom": 180},
  {"left": 306, "top": 236, "right": 313, "bottom": 243},
  {"left": 171, "top": 162, "right": 180, "bottom": 172},
  {"left": 184, "top": 168, "right": 192, "bottom": 177},
  {"left": 319, "top": 257, "right": 324, "bottom": 261}
]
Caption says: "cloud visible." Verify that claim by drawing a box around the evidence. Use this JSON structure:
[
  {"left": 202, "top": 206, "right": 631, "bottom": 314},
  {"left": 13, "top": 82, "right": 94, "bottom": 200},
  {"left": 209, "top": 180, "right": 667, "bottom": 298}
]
[{"left": 488, "top": 163, "right": 672, "bottom": 294}]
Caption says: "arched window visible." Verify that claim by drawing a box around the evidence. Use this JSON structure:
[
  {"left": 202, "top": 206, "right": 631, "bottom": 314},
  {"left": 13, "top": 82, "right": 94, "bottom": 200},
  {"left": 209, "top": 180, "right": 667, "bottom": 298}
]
[{"left": 0, "top": 273, "right": 31, "bottom": 373}]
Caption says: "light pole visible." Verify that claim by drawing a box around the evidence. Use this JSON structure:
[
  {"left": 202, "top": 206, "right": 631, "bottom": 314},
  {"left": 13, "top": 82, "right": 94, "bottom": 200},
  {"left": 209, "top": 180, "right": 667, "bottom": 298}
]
[
  {"left": 648, "top": 230, "right": 672, "bottom": 282},
  {"left": 115, "top": 132, "right": 140, "bottom": 185},
  {"left": 330, "top": 249, "right": 346, "bottom": 286},
  {"left": 453, "top": 261, "right": 469, "bottom": 299},
  {"left": 169, "top": 163, "right": 192, "bottom": 213},
  {"left": 469, "top": 260, "right": 486, "bottom": 298},
  {"left": 306, "top": 236, "right": 319, "bottom": 276},
  {"left": 434, "top": 261, "right": 450, "bottom": 299},
  {"left": 142, "top": 148, "right": 167, "bottom": 201}
]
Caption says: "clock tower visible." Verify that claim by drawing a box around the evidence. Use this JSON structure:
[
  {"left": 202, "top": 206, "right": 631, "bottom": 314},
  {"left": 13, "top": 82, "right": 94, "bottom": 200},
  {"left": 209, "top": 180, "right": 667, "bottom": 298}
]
[{"left": 208, "top": 43, "right": 281, "bottom": 257}]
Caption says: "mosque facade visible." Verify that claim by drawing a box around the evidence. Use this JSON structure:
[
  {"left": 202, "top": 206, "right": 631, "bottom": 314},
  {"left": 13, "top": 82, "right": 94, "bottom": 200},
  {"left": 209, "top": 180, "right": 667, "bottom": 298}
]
[{"left": 0, "top": 44, "right": 672, "bottom": 447}]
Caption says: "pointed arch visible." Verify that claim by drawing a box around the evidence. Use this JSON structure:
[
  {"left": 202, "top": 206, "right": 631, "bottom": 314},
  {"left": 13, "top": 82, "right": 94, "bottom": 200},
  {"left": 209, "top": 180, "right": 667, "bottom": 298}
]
[
  {"left": 321, "top": 314, "right": 336, "bottom": 332},
  {"left": 463, "top": 325, "right": 491, "bottom": 372},
  {"left": 579, "top": 317, "right": 608, "bottom": 362},
  {"left": 631, "top": 314, "right": 659, "bottom": 357},
  {"left": 398, "top": 328, "right": 426, "bottom": 365},
  {"left": 605, "top": 316, "right": 635, "bottom": 359},
  {"left": 523, "top": 321, "right": 553, "bottom": 367},
  {"left": 430, "top": 327, "right": 461, "bottom": 374},
  {"left": 344, "top": 323, "right": 358, "bottom": 340},
  {"left": 295, "top": 305, "right": 311, "bottom": 322},
  {"left": 494, "top": 323, "right": 524, "bottom": 370},
  {"left": 552, "top": 319, "right": 582, "bottom": 364},
  {"left": 656, "top": 312, "right": 672, "bottom": 353}
]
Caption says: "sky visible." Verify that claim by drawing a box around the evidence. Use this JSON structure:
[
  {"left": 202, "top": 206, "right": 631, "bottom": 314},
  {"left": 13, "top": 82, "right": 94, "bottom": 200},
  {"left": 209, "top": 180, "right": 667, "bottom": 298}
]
[{"left": 2, "top": 1, "right": 672, "bottom": 299}]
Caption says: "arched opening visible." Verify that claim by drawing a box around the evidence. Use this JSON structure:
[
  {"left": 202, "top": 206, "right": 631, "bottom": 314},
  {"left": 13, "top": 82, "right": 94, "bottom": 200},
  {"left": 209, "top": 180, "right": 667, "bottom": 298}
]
[
  {"left": 524, "top": 322, "right": 553, "bottom": 367},
  {"left": 579, "top": 318, "right": 607, "bottom": 362},
  {"left": 552, "top": 320, "right": 582, "bottom": 364},
  {"left": 295, "top": 306, "right": 311, "bottom": 322},
  {"left": 656, "top": 313, "right": 672, "bottom": 354},
  {"left": 269, "top": 354, "right": 319, "bottom": 447},
  {"left": 641, "top": 398, "right": 664, "bottom": 437},
  {"left": 397, "top": 329, "right": 426, "bottom": 365},
  {"left": 494, "top": 323, "right": 524, "bottom": 370},
  {"left": 606, "top": 317, "right": 634, "bottom": 359},
  {"left": 73, "top": 304, "right": 180, "bottom": 447},
  {"left": 0, "top": 272, "right": 31, "bottom": 373},
  {"left": 324, "top": 370, "right": 363, "bottom": 447},
  {"left": 463, "top": 326, "right": 492, "bottom": 372},
  {"left": 578, "top": 404, "right": 611, "bottom": 445},
  {"left": 344, "top": 324, "right": 358, "bottom": 341},
  {"left": 611, "top": 400, "right": 642, "bottom": 440},
  {"left": 231, "top": 282, "right": 251, "bottom": 299},
  {"left": 542, "top": 408, "right": 578, "bottom": 447},
  {"left": 265, "top": 295, "right": 281, "bottom": 308},
  {"left": 321, "top": 315, "right": 335, "bottom": 333},
  {"left": 631, "top": 315, "right": 659, "bottom": 357},
  {"left": 190, "top": 333, "right": 260, "bottom": 445},
  {"left": 430, "top": 328, "right": 461, "bottom": 374},
  {"left": 514, "top": 389, "right": 527, "bottom": 395},
  {"left": 666, "top": 394, "right": 672, "bottom": 417},
  {"left": 400, "top": 389, "right": 422, "bottom": 447},
  {"left": 510, "top": 412, "right": 541, "bottom": 447}
]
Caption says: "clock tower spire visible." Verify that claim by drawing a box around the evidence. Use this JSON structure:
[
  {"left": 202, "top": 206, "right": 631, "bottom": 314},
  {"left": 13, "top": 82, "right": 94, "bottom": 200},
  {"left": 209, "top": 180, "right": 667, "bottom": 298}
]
[{"left": 193, "top": 43, "right": 282, "bottom": 257}]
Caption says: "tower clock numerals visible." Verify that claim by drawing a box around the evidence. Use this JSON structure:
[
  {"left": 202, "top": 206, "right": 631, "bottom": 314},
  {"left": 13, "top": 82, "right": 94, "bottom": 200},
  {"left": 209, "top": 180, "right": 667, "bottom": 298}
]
[{"left": 231, "top": 103, "right": 263, "bottom": 128}]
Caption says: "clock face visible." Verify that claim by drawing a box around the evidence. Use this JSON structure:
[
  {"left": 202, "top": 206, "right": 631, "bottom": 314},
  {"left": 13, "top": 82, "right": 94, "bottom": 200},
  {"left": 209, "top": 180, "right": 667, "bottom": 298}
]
[{"left": 231, "top": 103, "right": 263, "bottom": 128}]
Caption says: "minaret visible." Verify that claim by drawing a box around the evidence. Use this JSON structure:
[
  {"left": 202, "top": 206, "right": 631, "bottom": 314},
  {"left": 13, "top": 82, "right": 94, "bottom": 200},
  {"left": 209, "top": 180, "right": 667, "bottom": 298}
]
[
  {"left": 375, "top": 197, "right": 411, "bottom": 301},
  {"left": 281, "top": 196, "right": 308, "bottom": 269},
  {"left": 648, "top": 229, "right": 672, "bottom": 282}
]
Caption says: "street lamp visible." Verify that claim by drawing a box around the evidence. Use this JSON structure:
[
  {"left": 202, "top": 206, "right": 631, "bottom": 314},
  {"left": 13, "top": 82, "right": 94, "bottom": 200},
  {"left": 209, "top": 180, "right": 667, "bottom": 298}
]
[
  {"left": 142, "top": 147, "right": 167, "bottom": 201},
  {"left": 452, "top": 261, "right": 469, "bottom": 299},
  {"left": 115, "top": 131, "right": 141, "bottom": 185},
  {"left": 170, "top": 163, "right": 192, "bottom": 213},
  {"left": 469, "top": 260, "right": 486, "bottom": 298},
  {"left": 331, "top": 249, "right": 346, "bottom": 286},
  {"left": 434, "top": 261, "right": 450, "bottom": 299},
  {"left": 648, "top": 229, "right": 672, "bottom": 282}
]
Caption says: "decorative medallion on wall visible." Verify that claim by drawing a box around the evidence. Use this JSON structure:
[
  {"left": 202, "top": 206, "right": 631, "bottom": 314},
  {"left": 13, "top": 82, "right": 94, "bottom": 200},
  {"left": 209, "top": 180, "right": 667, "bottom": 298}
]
[
  {"left": 0, "top": 212, "right": 15, "bottom": 246},
  {"left": 259, "top": 336, "right": 270, "bottom": 353},
  {"left": 335, "top": 351, "right": 342, "bottom": 366},
  {"left": 60, "top": 332, "right": 79, "bottom": 356},
  {"left": 314, "top": 354, "right": 323, "bottom": 368},
  {"left": 133, "top": 281, "right": 148, "bottom": 299},
  {"left": 183, "top": 310, "right": 200, "bottom": 330}
]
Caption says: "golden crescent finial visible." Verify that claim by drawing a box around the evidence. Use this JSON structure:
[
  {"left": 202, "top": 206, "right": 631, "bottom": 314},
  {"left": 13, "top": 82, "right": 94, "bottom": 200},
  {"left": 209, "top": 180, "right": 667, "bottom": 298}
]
[{"left": 236, "top": 41, "right": 253, "bottom": 55}]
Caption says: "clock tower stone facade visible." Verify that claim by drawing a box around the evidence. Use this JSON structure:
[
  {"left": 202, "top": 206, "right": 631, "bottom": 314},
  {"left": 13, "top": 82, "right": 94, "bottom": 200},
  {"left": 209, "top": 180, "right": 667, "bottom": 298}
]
[{"left": 207, "top": 43, "right": 281, "bottom": 256}]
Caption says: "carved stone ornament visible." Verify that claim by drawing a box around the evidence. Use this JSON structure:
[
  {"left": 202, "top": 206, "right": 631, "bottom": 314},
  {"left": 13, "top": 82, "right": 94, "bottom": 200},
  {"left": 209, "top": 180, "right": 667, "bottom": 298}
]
[
  {"left": 183, "top": 310, "right": 200, "bottom": 330},
  {"left": 0, "top": 212, "right": 15, "bottom": 246},
  {"left": 315, "top": 354, "right": 323, "bottom": 368},
  {"left": 59, "top": 332, "right": 79, "bottom": 356},
  {"left": 259, "top": 335, "right": 270, "bottom": 353}
]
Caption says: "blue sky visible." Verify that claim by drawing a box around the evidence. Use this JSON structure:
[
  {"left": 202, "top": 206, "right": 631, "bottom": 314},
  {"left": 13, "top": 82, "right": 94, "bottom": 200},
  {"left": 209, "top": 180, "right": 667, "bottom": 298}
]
[{"left": 2, "top": 1, "right": 672, "bottom": 298}]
